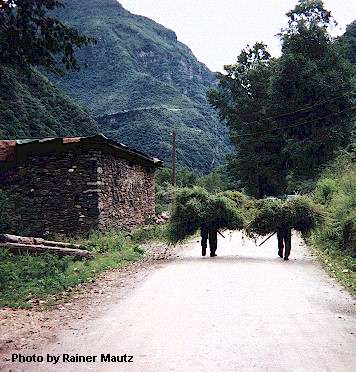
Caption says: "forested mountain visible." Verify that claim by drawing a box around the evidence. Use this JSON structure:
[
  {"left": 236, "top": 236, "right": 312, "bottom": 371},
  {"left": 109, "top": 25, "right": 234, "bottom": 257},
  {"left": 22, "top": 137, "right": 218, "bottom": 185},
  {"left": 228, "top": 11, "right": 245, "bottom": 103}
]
[
  {"left": 0, "top": 65, "right": 97, "bottom": 139},
  {"left": 49, "top": 0, "right": 230, "bottom": 172}
]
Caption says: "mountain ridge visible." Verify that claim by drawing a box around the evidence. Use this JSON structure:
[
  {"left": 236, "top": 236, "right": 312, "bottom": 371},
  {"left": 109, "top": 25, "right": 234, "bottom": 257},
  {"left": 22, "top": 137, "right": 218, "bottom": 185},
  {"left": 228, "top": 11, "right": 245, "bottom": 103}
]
[
  {"left": 49, "top": 0, "right": 230, "bottom": 172},
  {"left": 0, "top": 65, "right": 97, "bottom": 139}
]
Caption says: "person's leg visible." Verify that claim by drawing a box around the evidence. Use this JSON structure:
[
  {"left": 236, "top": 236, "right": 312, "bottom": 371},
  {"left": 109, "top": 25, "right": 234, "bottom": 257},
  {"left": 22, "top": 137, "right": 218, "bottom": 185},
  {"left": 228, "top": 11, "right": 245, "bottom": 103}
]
[
  {"left": 284, "top": 229, "right": 292, "bottom": 260},
  {"left": 201, "top": 225, "right": 208, "bottom": 257},
  {"left": 277, "top": 230, "right": 284, "bottom": 258},
  {"left": 209, "top": 228, "right": 218, "bottom": 257}
]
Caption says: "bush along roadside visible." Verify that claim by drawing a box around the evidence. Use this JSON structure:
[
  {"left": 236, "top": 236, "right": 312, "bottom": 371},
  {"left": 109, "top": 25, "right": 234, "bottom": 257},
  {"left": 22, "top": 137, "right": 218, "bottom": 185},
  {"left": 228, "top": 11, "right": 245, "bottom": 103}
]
[
  {"left": 0, "top": 227, "right": 168, "bottom": 309},
  {"left": 306, "top": 161, "right": 356, "bottom": 294}
]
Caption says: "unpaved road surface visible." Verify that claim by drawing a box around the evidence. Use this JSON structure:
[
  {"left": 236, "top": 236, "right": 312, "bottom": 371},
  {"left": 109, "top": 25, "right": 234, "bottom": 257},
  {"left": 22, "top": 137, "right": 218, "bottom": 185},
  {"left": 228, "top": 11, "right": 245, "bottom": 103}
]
[{"left": 3, "top": 232, "right": 356, "bottom": 372}]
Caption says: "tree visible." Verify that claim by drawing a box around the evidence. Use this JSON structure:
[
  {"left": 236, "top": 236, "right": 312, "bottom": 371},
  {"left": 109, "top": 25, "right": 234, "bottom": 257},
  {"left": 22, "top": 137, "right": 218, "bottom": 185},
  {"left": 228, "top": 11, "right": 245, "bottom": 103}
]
[
  {"left": 270, "top": 0, "right": 355, "bottom": 181},
  {"left": 344, "top": 20, "right": 356, "bottom": 65},
  {"left": 209, "top": 1, "right": 355, "bottom": 196},
  {"left": 0, "top": 0, "right": 95, "bottom": 75},
  {"left": 208, "top": 43, "right": 287, "bottom": 198}
]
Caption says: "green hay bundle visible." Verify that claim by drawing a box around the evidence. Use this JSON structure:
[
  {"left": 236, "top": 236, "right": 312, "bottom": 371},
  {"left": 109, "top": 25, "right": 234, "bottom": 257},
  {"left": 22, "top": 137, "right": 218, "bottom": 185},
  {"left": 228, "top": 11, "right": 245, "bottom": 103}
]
[
  {"left": 247, "top": 196, "right": 324, "bottom": 238},
  {"left": 218, "top": 191, "right": 246, "bottom": 208},
  {"left": 169, "top": 187, "right": 245, "bottom": 243}
]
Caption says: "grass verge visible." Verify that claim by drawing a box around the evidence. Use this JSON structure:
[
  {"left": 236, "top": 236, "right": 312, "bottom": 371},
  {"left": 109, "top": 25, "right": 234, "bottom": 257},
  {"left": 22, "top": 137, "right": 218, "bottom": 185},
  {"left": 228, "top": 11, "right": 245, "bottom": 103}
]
[
  {"left": 0, "top": 226, "right": 168, "bottom": 309},
  {"left": 307, "top": 235, "right": 356, "bottom": 296}
]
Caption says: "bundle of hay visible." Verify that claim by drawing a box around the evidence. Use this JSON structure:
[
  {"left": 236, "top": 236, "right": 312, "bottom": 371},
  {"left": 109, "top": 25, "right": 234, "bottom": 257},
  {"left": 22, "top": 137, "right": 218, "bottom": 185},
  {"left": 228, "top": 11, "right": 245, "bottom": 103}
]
[
  {"left": 247, "top": 196, "right": 324, "bottom": 238},
  {"left": 169, "top": 187, "right": 244, "bottom": 243},
  {"left": 218, "top": 191, "right": 246, "bottom": 208}
]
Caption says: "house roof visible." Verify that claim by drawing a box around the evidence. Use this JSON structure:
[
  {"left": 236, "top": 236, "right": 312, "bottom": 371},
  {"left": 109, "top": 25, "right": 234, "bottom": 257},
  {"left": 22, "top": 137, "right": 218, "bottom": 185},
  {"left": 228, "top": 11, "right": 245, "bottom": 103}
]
[{"left": 0, "top": 134, "right": 163, "bottom": 166}]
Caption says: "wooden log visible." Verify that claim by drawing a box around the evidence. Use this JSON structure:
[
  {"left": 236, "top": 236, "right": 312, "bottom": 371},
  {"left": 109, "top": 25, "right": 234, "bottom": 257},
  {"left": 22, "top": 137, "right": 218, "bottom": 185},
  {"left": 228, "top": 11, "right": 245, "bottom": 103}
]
[
  {"left": 0, "top": 234, "right": 82, "bottom": 249},
  {"left": 33, "top": 239, "right": 82, "bottom": 249},
  {"left": 0, "top": 242, "right": 93, "bottom": 259}
]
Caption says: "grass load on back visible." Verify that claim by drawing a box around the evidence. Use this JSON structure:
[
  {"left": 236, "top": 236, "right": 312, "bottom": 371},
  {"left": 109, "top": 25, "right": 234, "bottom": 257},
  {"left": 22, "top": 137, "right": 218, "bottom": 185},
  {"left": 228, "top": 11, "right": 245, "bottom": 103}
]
[
  {"left": 169, "top": 187, "right": 245, "bottom": 242},
  {"left": 247, "top": 197, "right": 325, "bottom": 237},
  {"left": 247, "top": 196, "right": 324, "bottom": 260},
  {"left": 169, "top": 187, "right": 245, "bottom": 256},
  {"left": 168, "top": 186, "right": 324, "bottom": 260}
]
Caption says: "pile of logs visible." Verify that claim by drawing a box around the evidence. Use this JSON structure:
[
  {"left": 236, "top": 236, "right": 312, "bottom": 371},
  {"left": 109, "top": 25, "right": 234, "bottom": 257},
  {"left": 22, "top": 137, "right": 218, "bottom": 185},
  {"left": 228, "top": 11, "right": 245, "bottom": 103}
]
[{"left": 0, "top": 234, "right": 93, "bottom": 259}]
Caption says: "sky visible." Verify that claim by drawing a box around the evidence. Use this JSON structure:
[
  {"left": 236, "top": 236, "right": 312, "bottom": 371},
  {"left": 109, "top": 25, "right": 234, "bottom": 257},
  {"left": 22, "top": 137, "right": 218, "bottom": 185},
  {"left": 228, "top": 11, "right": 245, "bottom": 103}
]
[{"left": 119, "top": 0, "right": 356, "bottom": 72}]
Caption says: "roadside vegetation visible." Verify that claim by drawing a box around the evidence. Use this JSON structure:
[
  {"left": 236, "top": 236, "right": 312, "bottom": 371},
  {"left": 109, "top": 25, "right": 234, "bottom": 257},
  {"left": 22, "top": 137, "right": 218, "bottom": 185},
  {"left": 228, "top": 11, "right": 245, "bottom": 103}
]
[
  {"left": 0, "top": 226, "right": 169, "bottom": 309},
  {"left": 307, "top": 153, "right": 356, "bottom": 293}
]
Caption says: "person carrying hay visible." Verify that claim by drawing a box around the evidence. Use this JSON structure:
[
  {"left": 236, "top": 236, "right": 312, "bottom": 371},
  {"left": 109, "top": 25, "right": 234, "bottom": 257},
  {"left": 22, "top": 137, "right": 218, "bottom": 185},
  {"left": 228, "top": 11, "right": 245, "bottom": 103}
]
[
  {"left": 248, "top": 196, "right": 324, "bottom": 261},
  {"left": 169, "top": 187, "right": 245, "bottom": 256}
]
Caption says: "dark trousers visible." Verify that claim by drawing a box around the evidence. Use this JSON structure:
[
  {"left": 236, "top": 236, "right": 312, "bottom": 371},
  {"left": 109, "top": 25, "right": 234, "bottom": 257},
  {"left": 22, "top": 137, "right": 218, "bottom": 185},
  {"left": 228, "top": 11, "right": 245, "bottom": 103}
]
[
  {"left": 277, "top": 228, "right": 292, "bottom": 260},
  {"left": 201, "top": 224, "right": 208, "bottom": 256},
  {"left": 208, "top": 227, "right": 218, "bottom": 255},
  {"left": 201, "top": 225, "right": 218, "bottom": 256}
]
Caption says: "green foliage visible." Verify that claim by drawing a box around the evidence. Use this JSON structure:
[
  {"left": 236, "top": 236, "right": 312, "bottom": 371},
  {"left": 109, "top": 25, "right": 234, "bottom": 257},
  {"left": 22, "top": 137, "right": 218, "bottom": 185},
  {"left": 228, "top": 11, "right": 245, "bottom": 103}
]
[
  {"left": 343, "top": 20, "right": 356, "bottom": 64},
  {"left": 310, "top": 165, "right": 356, "bottom": 256},
  {"left": 270, "top": 0, "right": 354, "bottom": 181},
  {"left": 247, "top": 197, "right": 324, "bottom": 237},
  {"left": 169, "top": 187, "right": 244, "bottom": 242},
  {"left": 208, "top": 42, "right": 287, "bottom": 197},
  {"left": 0, "top": 64, "right": 97, "bottom": 138},
  {"left": 0, "top": 0, "right": 95, "bottom": 75},
  {"left": 76, "top": 230, "right": 127, "bottom": 254},
  {"left": 155, "top": 167, "right": 199, "bottom": 188},
  {"left": 314, "top": 178, "right": 338, "bottom": 205},
  {"left": 307, "top": 155, "right": 356, "bottom": 293},
  {"left": 155, "top": 167, "right": 200, "bottom": 213},
  {"left": 46, "top": 0, "right": 231, "bottom": 173},
  {"left": 130, "top": 224, "right": 170, "bottom": 244},
  {"left": 155, "top": 167, "right": 233, "bottom": 213},
  {"left": 210, "top": 1, "right": 355, "bottom": 195},
  {"left": 196, "top": 171, "right": 227, "bottom": 193},
  {"left": 218, "top": 191, "right": 247, "bottom": 208},
  {"left": 155, "top": 183, "right": 174, "bottom": 214},
  {"left": 0, "top": 230, "right": 143, "bottom": 308}
]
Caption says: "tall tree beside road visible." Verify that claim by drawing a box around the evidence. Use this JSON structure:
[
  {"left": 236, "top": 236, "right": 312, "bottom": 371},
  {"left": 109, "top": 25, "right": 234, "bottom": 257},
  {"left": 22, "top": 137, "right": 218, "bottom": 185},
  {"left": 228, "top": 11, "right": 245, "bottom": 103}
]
[
  {"left": 344, "top": 20, "right": 356, "bottom": 65},
  {"left": 209, "top": 0, "right": 355, "bottom": 196},
  {"left": 269, "top": 0, "right": 355, "bottom": 181},
  {"left": 208, "top": 43, "right": 287, "bottom": 198},
  {"left": 0, "top": 0, "right": 95, "bottom": 75}
]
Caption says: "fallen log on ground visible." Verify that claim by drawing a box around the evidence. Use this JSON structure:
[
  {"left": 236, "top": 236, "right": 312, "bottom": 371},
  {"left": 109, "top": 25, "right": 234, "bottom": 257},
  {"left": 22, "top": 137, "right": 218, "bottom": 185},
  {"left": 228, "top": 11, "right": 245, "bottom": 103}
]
[
  {"left": 0, "top": 242, "right": 93, "bottom": 259},
  {"left": 0, "top": 234, "right": 82, "bottom": 249}
]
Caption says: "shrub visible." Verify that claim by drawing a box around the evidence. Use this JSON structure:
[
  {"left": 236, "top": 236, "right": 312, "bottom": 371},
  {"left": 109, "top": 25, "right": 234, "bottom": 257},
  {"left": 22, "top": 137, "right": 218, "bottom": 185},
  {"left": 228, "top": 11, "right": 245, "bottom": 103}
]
[
  {"left": 314, "top": 178, "right": 338, "bottom": 205},
  {"left": 78, "top": 230, "right": 126, "bottom": 253},
  {"left": 311, "top": 171, "right": 356, "bottom": 255},
  {"left": 130, "top": 224, "right": 169, "bottom": 243}
]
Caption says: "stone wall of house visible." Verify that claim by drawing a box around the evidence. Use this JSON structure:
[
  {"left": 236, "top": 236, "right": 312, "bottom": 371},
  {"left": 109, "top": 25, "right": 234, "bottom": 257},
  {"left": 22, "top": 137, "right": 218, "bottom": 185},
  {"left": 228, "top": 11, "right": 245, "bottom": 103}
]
[
  {"left": 97, "top": 153, "right": 156, "bottom": 230},
  {"left": 0, "top": 149, "right": 100, "bottom": 237}
]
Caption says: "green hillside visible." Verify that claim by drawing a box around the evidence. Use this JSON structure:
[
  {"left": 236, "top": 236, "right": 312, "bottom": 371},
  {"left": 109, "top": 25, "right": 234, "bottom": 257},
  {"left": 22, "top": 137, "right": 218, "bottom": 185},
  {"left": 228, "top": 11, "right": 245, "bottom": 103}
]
[
  {"left": 50, "top": 0, "right": 230, "bottom": 172},
  {"left": 0, "top": 65, "right": 97, "bottom": 139}
]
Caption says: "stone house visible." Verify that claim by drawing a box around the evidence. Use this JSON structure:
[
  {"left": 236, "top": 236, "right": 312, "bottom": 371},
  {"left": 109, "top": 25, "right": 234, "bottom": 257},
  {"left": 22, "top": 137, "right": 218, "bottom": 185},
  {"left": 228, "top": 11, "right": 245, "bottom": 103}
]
[{"left": 0, "top": 134, "right": 162, "bottom": 236}]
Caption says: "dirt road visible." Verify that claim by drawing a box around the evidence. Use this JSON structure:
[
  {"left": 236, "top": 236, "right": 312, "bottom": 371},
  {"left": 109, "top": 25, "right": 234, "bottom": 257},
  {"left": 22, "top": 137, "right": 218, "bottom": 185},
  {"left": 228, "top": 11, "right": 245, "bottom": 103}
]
[{"left": 5, "top": 232, "right": 356, "bottom": 372}]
